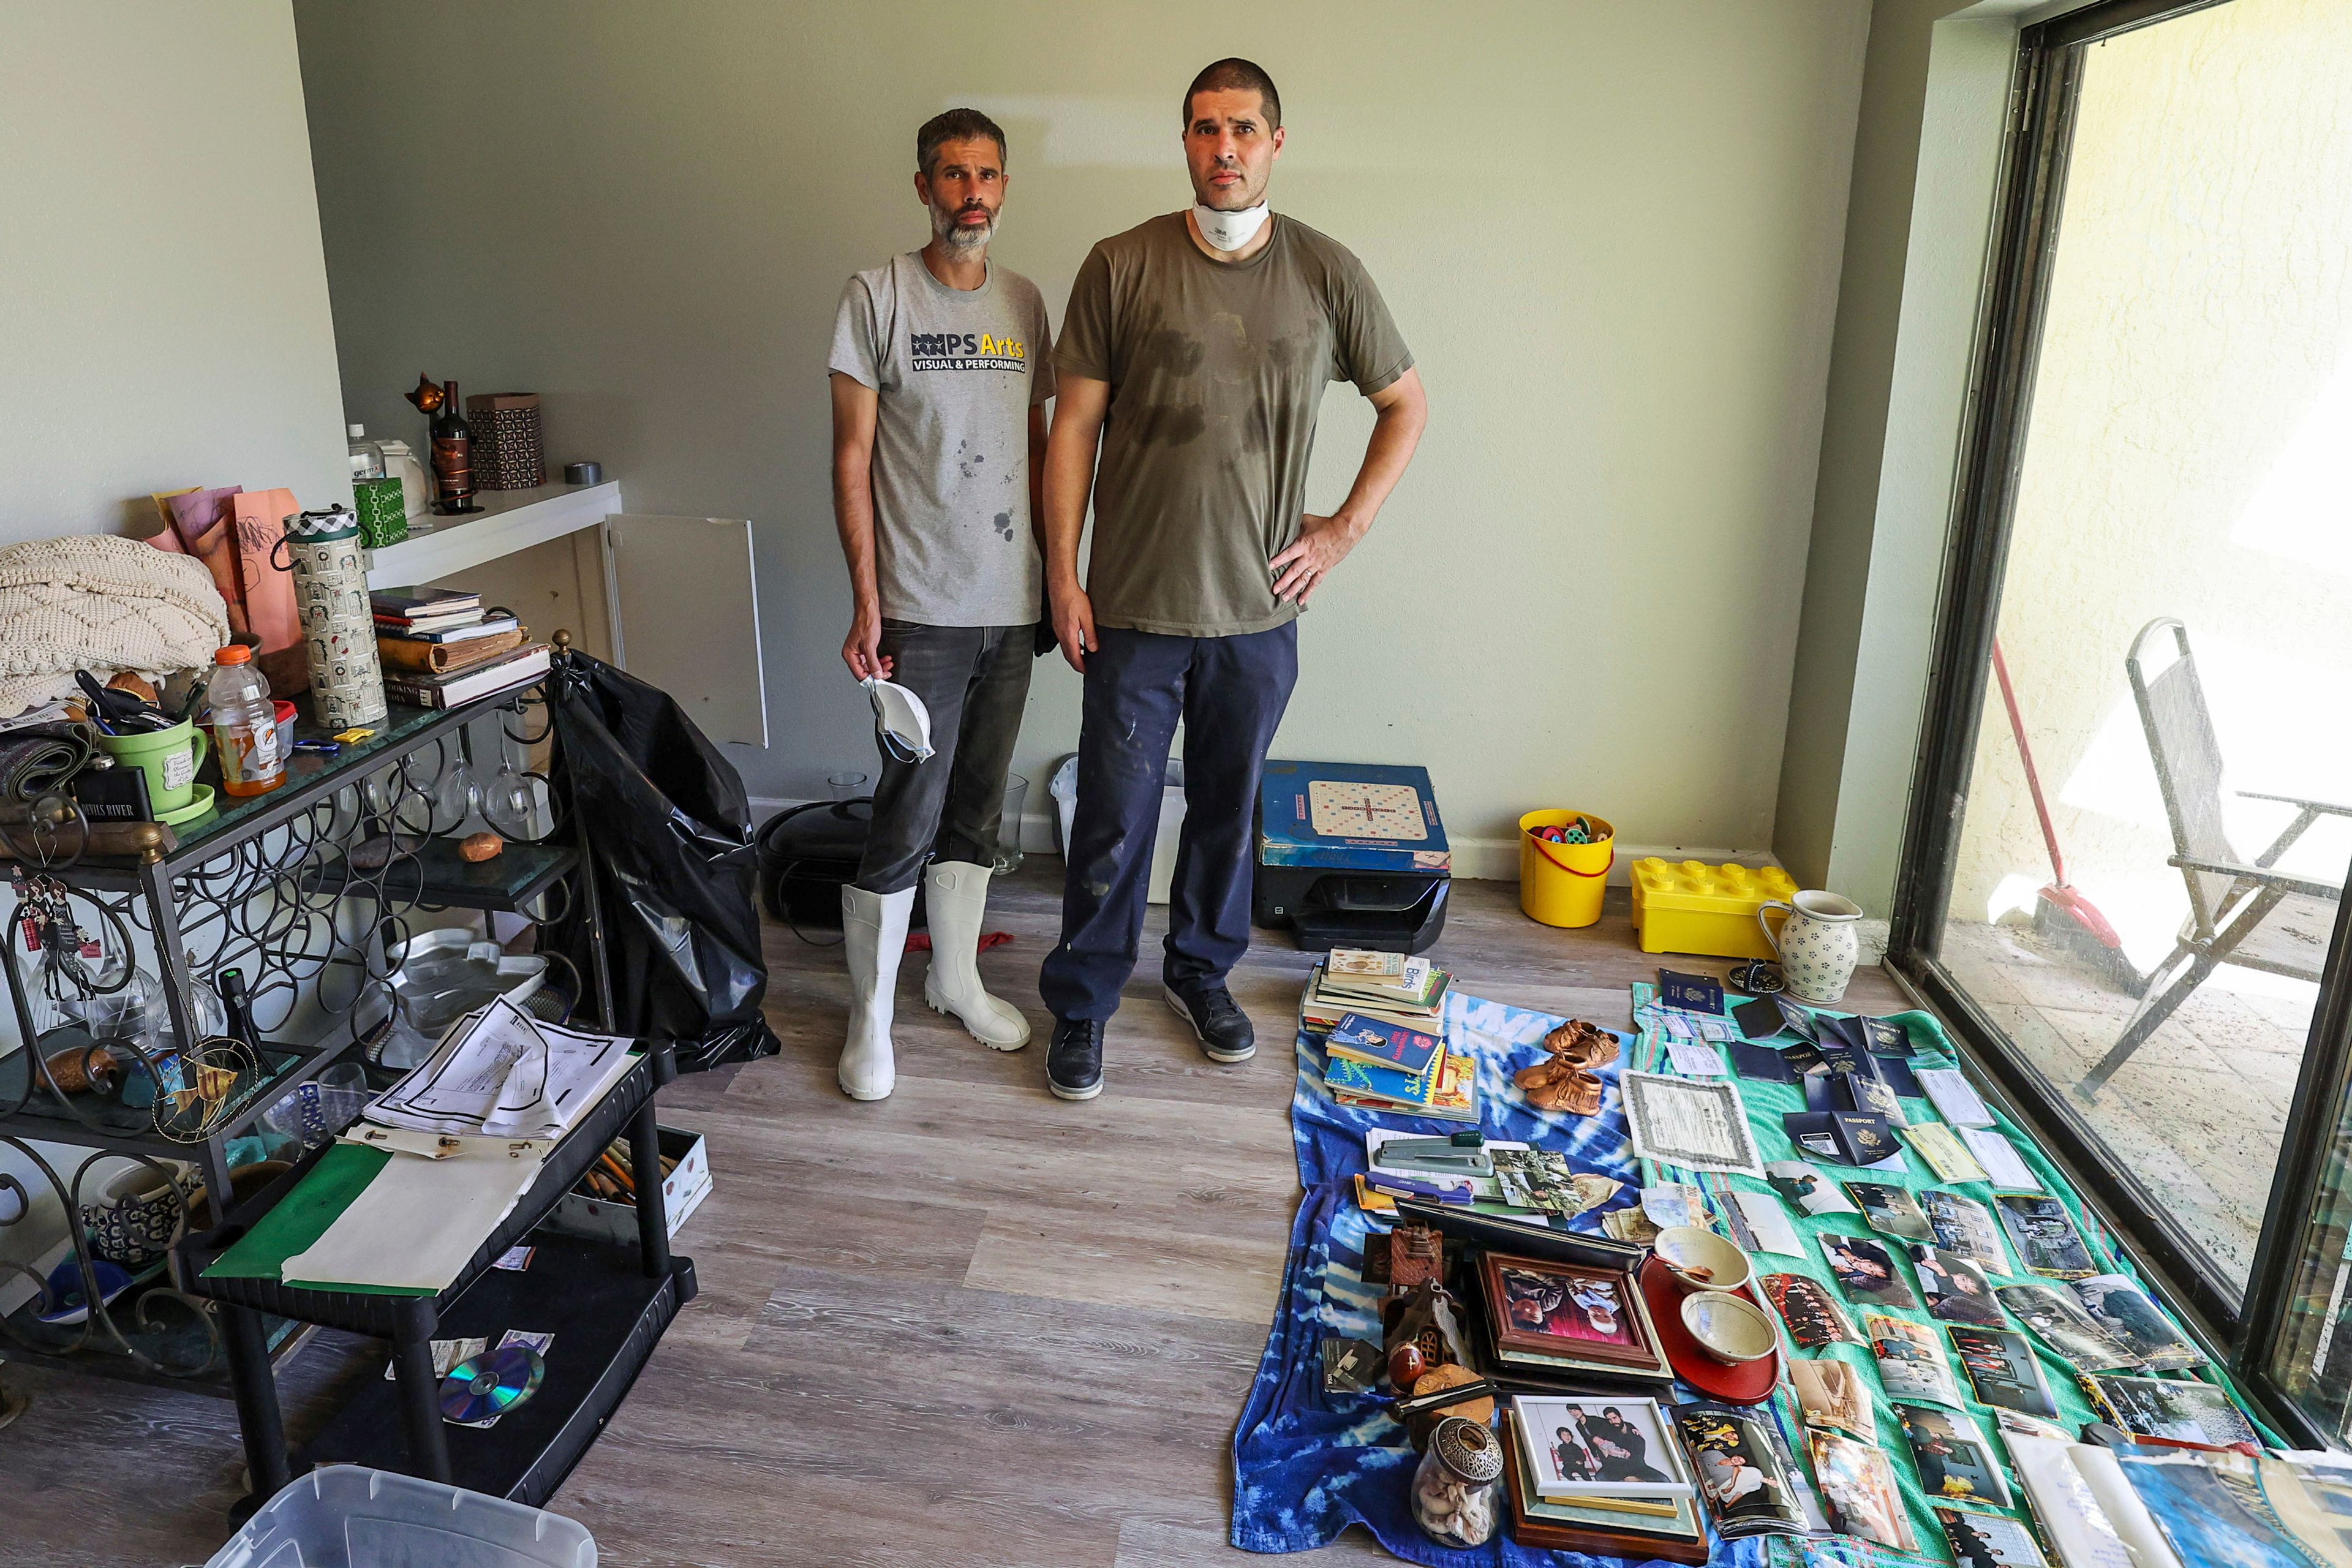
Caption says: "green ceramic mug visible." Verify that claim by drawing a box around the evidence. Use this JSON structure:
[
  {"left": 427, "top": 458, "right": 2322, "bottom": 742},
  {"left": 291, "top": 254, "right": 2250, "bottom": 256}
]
[{"left": 93, "top": 719, "right": 209, "bottom": 815}]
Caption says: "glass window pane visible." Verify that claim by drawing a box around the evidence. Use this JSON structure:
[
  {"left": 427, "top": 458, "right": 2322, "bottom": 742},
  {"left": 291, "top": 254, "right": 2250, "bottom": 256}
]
[{"left": 1929, "top": 0, "right": 2352, "bottom": 1296}]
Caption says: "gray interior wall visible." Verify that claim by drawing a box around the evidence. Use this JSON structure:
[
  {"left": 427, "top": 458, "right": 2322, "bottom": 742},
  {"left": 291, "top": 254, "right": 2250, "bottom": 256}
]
[
  {"left": 1772, "top": 1, "right": 2021, "bottom": 913},
  {"left": 293, "top": 0, "right": 1874, "bottom": 873},
  {"left": 0, "top": 0, "right": 348, "bottom": 546}
]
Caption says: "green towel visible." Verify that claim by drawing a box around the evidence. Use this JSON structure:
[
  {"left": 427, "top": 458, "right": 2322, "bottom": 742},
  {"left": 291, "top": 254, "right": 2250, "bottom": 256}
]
[{"left": 200, "top": 1142, "right": 432, "bottom": 1298}]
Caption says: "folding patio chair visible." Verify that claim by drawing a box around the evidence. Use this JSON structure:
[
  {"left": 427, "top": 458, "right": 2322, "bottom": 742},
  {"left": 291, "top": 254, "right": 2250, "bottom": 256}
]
[{"left": 2081, "top": 618, "right": 2348, "bottom": 1094}]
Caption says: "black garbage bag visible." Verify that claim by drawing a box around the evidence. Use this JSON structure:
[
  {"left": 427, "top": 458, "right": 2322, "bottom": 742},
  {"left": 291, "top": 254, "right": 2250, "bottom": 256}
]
[{"left": 543, "top": 650, "right": 779, "bottom": 1071}]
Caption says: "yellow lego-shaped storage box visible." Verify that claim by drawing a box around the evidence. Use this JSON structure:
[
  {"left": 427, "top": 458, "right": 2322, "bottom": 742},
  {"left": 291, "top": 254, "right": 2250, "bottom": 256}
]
[{"left": 1629, "top": 858, "right": 1800, "bottom": 958}]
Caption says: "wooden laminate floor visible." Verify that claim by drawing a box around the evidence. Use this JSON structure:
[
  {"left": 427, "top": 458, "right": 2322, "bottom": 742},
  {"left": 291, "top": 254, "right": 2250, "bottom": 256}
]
[{"left": 0, "top": 867, "right": 1907, "bottom": 1567}]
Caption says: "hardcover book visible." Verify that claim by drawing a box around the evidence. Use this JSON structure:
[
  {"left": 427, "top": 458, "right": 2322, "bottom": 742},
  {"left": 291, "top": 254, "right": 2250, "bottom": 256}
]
[{"left": 1257, "top": 758, "right": 1450, "bottom": 873}]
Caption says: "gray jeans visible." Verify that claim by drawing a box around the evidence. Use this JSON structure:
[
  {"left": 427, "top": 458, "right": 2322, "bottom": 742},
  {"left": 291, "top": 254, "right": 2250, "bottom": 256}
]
[{"left": 853, "top": 619, "right": 1035, "bottom": 894}]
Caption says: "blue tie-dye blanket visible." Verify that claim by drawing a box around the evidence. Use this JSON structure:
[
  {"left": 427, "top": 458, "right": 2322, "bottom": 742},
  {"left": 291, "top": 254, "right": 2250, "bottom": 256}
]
[{"left": 1230, "top": 989, "right": 1780, "bottom": 1566}]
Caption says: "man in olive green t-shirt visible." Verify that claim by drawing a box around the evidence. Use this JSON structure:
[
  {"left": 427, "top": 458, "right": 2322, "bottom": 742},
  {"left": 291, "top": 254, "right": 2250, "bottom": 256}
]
[{"left": 1036, "top": 57, "right": 1428, "bottom": 1101}]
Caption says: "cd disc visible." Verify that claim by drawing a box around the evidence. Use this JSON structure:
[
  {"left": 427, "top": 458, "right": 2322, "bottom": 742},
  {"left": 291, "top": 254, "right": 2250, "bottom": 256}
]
[{"left": 439, "top": 1344, "right": 545, "bottom": 1424}]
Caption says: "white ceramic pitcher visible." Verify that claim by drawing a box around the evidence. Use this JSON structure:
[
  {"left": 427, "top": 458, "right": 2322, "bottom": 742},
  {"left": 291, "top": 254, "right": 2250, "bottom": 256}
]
[{"left": 1756, "top": 890, "right": 1864, "bottom": 1005}]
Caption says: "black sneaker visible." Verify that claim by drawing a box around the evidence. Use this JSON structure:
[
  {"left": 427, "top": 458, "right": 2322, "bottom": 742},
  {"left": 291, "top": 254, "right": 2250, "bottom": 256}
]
[
  {"left": 1164, "top": 982, "right": 1256, "bottom": 1064},
  {"left": 1046, "top": 1016, "right": 1104, "bottom": 1101}
]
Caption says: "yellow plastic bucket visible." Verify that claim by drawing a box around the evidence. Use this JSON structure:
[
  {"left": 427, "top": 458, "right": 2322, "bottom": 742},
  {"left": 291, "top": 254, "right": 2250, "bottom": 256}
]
[{"left": 1519, "top": 809, "right": 1615, "bottom": 928}]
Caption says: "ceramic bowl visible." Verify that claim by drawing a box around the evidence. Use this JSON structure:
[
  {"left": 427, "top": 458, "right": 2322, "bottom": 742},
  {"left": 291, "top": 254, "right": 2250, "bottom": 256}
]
[
  {"left": 1653, "top": 1226, "right": 1754, "bottom": 1295},
  {"left": 1681, "top": 1291, "right": 1777, "bottom": 1364}
]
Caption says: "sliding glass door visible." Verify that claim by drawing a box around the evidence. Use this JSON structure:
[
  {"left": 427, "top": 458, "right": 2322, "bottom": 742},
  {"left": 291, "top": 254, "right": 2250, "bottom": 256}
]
[{"left": 1888, "top": 0, "right": 2352, "bottom": 1440}]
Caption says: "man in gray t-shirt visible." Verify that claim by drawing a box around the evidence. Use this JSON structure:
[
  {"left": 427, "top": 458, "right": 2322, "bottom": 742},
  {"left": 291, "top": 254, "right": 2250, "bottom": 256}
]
[{"left": 826, "top": 107, "right": 1055, "bottom": 1102}]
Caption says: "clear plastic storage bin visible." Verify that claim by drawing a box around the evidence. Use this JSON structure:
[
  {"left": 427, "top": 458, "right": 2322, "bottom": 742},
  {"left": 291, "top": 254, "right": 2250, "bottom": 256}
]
[{"left": 206, "top": 1467, "right": 596, "bottom": 1568}]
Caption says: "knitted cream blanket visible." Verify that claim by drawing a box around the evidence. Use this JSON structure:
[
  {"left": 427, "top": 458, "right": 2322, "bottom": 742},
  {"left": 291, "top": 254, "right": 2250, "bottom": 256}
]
[{"left": 0, "top": 535, "right": 230, "bottom": 717}]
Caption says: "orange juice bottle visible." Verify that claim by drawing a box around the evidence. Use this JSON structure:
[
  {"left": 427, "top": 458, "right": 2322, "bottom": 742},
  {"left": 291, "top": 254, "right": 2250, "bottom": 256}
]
[{"left": 210, "top": 646, "right": 285, "bottom": 796}]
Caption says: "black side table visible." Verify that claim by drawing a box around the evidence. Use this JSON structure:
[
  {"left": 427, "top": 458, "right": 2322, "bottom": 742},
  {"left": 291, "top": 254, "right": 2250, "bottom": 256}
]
[{"left": 179, "top": 1041, "right": 692, "bottom": 1512}]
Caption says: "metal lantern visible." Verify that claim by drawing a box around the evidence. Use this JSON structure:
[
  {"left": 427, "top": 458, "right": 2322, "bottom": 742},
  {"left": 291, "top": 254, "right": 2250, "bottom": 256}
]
[{"left": 280, "top": 505, "right": 387, "bottom": 728}]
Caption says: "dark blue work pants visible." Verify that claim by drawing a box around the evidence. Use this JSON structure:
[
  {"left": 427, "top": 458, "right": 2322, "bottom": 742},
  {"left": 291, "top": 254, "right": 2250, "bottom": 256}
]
[{"left": 1038, "top": 622, "right": 1298, "bottom": 1022}]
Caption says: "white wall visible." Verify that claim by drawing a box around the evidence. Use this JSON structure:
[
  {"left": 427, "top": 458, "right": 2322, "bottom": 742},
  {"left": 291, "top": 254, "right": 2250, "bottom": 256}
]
[
  {"left": 294, "top": 0, "right": 1871, "bottom": 875},
  {"left": 0, "top": 0, "right": 349, "bottom": 545},
  {"left": 0, "top": 0, "right": 348, "bottom": 1310}
]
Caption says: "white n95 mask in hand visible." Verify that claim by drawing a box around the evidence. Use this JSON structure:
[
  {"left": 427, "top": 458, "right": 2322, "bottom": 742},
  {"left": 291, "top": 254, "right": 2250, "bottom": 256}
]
[{"left": 862, "top": 676, "right": 934, "bottom": 764}]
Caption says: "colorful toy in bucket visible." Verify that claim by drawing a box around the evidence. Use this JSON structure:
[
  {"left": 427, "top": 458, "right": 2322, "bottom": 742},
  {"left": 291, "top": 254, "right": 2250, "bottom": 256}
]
[{"left": 1519, "top": 809, "right": 1614, "bottom": 927}]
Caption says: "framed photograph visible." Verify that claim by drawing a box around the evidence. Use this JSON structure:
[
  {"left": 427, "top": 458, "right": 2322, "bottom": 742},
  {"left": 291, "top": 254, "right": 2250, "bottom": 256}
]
[
  {"left": 1995, "top": 1282, "right": 2143, "bottom": 1373},
  {"left": 1845, "top": 1182, "right": 1936, "bottom": 1242},
  {"left": 1620, "top": 1071, "right": 1765, "bottom": 1177},
  {"left": 1765, "top": 1160, "right": 1858, "bottom": 1216},
  {"left": 1810, "top": 1431, "right": 1916, "bottom": 1550},
  {"left": 1948, "top": 1325, "right": 2058, "bottom": 1419},
  {"left": 1893, "top": 1403, "right": 2013, "bottom": 1507},
  {"left": 1674, "top": 1401, "right": 1804, "bottom": 1532},
  {"left": 1482, "top": 1252, "right": 1658, "bottom": 1367},
  {"left": 1997, "top": 1196, "right": 2098, "bottom": 1279},
  {"left": 2072, "top": 1275, "right": 2202, "bottom": 1371},
  {"left": 1867, "top": 1312, "right": 1965, "bottom": 1407},
  {"left": 2086, "top": 1374, "right": 2260, "bottom": 1448},
  {"left": 1760, "top": 1272, "right": 1862, "bottom": 1346},
  {"left": 1787, "top": 1357, "right": 1876, "bottom": 1439},
  {"left": 1936, "top": 1505, "right": 2051, "bottom": 1568},
  {"left": 1924, "top": 1191, "right": 2010, "bottom": 1272},
  {"left": 1820, "top": 1234, "right": 1918, "bottom": 1309},
  {"left": 1512, "top": 1395, "right": 1694, "bottom": 1498},
  {"left": 1909, "top": 1243, "right": 2005, "bottom": 1325}
]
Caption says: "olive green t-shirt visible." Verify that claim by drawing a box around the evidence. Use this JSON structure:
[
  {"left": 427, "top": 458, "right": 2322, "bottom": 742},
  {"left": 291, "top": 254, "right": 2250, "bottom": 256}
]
[{"left": 1055, "top": 213, "right": 1413, "bottom": 637}]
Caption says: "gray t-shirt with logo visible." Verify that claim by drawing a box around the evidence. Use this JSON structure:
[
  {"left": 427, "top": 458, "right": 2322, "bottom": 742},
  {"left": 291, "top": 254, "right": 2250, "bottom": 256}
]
[{"left": 829, "top": 253, "right": 1055, "bottom": 626}]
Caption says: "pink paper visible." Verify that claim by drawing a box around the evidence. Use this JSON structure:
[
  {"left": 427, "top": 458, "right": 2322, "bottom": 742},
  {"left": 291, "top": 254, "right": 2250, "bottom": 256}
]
[
  {"left": 230, "top": 488, "right": 301, "bottom": 653},
  {"left": 167, "top": 485, "right": 246, "bottom": 637}
]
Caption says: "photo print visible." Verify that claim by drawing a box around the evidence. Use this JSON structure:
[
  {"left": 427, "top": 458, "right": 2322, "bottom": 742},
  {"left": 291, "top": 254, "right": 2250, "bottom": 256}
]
[
  {"left": 2073, "top": 1275, "right": 2202, "bottom": 1372},
  {"left": 1810, "top": 1431, "right": 1916, "bottom": 1551},
  {"left": 1893, "top": 1403, "right": 2013, "bottom": 1507},
  {"left": 1845, "top": 1182, "right": 1936, "bottom": 1242},
  {"left": 1948, "top": 1325, "right": 2058, "bottom": 1419},
  {"left": 1936, "top": 1506, "right": 2051, "bottom": 1568},
  {"left": 1673, "top": 1402, "right": 1804, "bottom": 1535},
  {"left": 1820, "top": 1234, "right": 1918, "bottom": 1310},
  {"left": 2086, "top": 1375, "right": 2260, "bottom": 1449},
  {"left": 1994, "top": 1282, "right": 2143, "bottom": 1373},
  {"left": 1910, "top": 1244, "right": 2005, "bottom": 1327},
  {"left": 1787, "top": 1357, "right": 1876, "bottom": 1440},
  {"left": 1760, "top": 1273, "right": 1863, "bottom": 1347},
  {"left": 1866, "top": 1313, "right": 1964, "bottom": 1406},
  {"left": 1923, "top": 1191, "right": 2010, "bottom": 1273},
  {"left": 1766, "top": 1160, "right": 1858, "bottom": 1216},
  {"left": 1997, "top": 1196, "right": 2098, "bottom": 1280}
]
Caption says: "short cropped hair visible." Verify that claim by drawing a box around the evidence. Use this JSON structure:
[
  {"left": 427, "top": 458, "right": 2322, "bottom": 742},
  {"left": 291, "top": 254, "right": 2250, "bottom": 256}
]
[
  {"left": 916, "top": 108, "right": 1008, "bottom": 178},
  {"left": 1183, "top": 58, "right": 1281, "bottom": 130}
]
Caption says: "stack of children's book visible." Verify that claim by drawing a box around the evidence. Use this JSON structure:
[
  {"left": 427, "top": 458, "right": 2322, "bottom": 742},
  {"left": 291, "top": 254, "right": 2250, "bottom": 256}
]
[
  {"left": 1324, "top": 1012, "right": 1474, "bottom": 1120},
  {"left": 1300, "top": 948, "right": 1450, "bottom": 1036},
  {"left": 374, "top": 587, "right": 549, "bottom": 708}
]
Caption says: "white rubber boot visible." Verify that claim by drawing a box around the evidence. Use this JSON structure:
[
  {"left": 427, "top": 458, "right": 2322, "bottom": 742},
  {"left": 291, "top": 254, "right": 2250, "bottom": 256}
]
[
  {"left": 921, "top": 861, "right": 1032, "bottom": 1050},
  {"left": 839, "top": 884, "right": 914, "bottom": 1100}
]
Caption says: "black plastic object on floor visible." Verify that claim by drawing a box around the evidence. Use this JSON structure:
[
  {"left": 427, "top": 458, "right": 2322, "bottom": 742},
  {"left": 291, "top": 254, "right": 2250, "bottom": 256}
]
[
  {"left": 757, "top": 797, "right": 870, "bottom": 933},
  {"left": 542, "top": 650, "right": 778, "bottom": 1071}
]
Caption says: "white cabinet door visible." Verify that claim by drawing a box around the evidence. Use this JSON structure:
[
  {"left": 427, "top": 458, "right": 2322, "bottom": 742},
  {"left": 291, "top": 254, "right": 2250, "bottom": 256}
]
[{"left": 601, "top": 514, "right": 768, "bottom": 747}]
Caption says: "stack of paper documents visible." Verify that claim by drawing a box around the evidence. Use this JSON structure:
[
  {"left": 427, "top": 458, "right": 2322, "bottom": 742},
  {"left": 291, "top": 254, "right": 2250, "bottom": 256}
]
[{"left": 366, "top": 997, "right": 639, "bottom": 1141}]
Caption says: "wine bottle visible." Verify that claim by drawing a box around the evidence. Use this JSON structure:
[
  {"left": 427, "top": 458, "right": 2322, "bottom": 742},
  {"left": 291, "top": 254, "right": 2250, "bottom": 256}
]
[
  {"left": 430, "top": 379, "right": 475, "bottom": 511},
  {"left": 218, "top": 967, "right": 258, "bottom": 1049}
]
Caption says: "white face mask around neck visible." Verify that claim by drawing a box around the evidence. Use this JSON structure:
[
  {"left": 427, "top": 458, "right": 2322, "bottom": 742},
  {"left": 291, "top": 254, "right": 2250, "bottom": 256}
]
[{"left": 1191, "top": 201, "right": 1270, "bottom": 252}]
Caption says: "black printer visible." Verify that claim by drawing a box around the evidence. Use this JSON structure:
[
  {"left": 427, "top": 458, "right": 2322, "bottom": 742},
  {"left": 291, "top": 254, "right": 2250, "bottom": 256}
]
[{"left": 1251, "top": 759, "right": 1450, "bottom": 954}]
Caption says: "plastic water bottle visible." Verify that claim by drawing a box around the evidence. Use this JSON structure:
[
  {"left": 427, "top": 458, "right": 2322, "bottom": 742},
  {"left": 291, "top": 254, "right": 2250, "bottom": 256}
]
[{"left": 210, "top": 645, "right": 285, "bottom": 797}]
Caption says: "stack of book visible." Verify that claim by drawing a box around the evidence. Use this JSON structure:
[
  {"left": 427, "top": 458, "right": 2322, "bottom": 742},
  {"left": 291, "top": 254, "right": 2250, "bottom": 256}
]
[
  {"left": 374, "top": 587, "right": 549, "bottom": 708},
  {"left": 1322, "top": 1009, "right": 1477, "bottom": 1122},
  {"left": 1299, "top": 948, "right": 1450, "bottom": 1036}
]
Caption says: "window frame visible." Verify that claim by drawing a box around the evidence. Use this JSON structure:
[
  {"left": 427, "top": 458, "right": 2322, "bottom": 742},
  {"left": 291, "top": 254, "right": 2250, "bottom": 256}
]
[{"left": 1880, "top": 0, "right": 2348, "bottom": 1443}]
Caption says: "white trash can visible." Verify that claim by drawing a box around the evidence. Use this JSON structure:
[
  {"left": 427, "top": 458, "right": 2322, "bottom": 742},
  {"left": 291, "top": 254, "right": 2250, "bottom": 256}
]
[{"left": 1048, "top": 753, "right": 1188, "bottom": 904}]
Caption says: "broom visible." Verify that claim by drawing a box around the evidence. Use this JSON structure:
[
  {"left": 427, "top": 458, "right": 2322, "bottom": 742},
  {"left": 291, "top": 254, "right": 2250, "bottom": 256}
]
[{"left": 1991, "top": 639, "right": 2141, "bottom": 994}]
